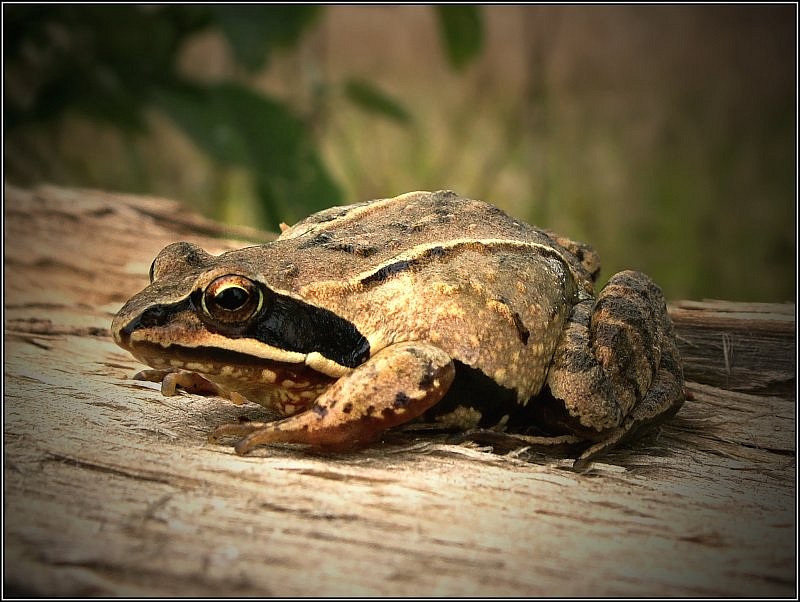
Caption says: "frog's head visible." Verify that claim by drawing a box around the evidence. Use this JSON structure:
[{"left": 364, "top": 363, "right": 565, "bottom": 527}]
[{"left": 111, "top": 242, "right": 370, "bottom": 395}]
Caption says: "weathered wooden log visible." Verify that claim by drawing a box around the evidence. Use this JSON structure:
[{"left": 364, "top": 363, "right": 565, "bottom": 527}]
[
  {"left": 670, "top": 300, "right": 795, "bottom": 397},
  {"left": 4, "top": 184, "right": 795, "bottom": 597}
]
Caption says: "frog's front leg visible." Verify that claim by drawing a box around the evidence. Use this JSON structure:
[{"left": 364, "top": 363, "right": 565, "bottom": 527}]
[
  {"left": 544, "top": 270, "right": 684, "bottom": 466},
  {"left": 134, "top": 369, "right": 248, "bottom": 405},
  {"left": 210, "top": 342, "right": 456, "bottom": 455}
]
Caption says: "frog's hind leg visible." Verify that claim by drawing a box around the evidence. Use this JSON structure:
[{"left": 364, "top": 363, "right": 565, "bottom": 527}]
[
  {"left": 543, "top": 270, "right": 684, "bottom": 466},
  {"left": 210, "top": 342, "right": 456, "bottom": 455},
  {"left": 573, "top": 348, "right": 683, "bottom": 468}
]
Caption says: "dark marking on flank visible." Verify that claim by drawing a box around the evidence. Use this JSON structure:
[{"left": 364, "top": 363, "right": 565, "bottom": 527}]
[
  {"left": 511, "top": 311, "right": 530, "bottom": 345},
  {"left": 491, "top": 296, "right": 530, "bottom": 346},
  {"left": 428, "top": 245, "right": 446, "bottom": 258},
  {"left": 394, "top": 392, "right": 412, "bottom": 408},
  {"left": 342, "top": 402, "right": 353, "bottom": 414},
  {"left": 418, "top": 366, "right": 438, "bottom": 389},
  {"left": 312, "top": 405, "right": 329, "bottom": 418}
]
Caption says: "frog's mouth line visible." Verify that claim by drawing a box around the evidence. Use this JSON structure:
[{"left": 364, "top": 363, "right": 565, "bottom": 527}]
[{"left": 126, "top": 340, "right": 335, "bottom": 388}]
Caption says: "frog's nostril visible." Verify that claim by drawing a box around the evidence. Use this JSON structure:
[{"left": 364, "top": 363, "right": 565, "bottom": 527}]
[
  {"left": 139, "top": 305, "right": 169, "bottom": 328},
  {"left": 117, "top": 305, "right": 168, "bottom": 344}
]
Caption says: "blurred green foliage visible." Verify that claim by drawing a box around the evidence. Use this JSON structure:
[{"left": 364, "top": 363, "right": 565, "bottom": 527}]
[
  {"left": 434, "top": 6, "right": 484, "bottom": 71},
  {"left": 343, "top": 79, "right": 413, "bottom": 125},
  {"left": 4, "top": 4, "right": 482, "bottom": 223},
  {"left": 3, "top": 6, "right": 794, "bottom": 302}
]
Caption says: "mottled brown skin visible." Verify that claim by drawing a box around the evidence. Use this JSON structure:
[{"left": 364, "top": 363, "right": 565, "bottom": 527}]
[{"left": 112, "top": 190, "right": 684, "bottom": 464}]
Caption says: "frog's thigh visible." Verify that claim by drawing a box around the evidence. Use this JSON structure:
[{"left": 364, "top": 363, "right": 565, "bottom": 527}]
[
  {"left": 546, "top": 270, "right": 684, "bottom": 456},
  {"left": 215, "top": 342, "right": 456, "bottom": 455}
]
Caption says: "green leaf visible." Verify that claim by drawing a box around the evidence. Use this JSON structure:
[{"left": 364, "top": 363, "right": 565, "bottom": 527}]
[
  {"left": 155, "top": 82, "right": 341, "bottom": 222},
  {"left": 254, "top": 149, "right": 343, "bottom": 225},
  {"left": 344, "top": 79, "right": 412, "bottom": 125},
  {"left": 154, "top": 84, "right": 250, "bottom": 165},
  {"left": 434, "top": 6, "right": 484, "bottom": 70},
  {"left": 206, "top": 6, "right": 322, "bottom": 71},
  {"left": 3, "top": 5, "right": 201, "bottom": 131}
]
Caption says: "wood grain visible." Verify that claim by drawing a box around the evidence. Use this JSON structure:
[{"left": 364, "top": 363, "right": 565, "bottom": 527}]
[
  {"left": 670, "top": 299, "right": 795, "bottom": 397},
  {"left": 4, "top": 184, "right": 796, "bottom": 597}
]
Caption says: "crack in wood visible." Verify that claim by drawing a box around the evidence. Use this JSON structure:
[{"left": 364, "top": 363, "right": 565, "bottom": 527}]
[{"left": 44, "top": 452, "right": 195, "bottom": 487}]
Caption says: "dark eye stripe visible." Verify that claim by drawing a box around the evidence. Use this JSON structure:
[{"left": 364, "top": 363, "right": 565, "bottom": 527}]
[
  {"left": 248, "top": 294, "right": 370, "bottom": 369},
  {"left": 157, "top": 289, "right": 371, "bottom": 371}
]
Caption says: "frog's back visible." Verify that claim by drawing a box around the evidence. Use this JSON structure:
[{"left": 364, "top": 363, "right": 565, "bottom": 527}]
[{"left": 273, "top": 190, "right": 596, "bottom": 289}]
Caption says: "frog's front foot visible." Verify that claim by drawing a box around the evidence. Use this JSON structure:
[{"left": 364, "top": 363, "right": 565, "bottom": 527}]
[
  {"left": 134, "top": 369, "right": 247, "bottom": 405},
  {"left": 543, "top": 270, "right": 684, "bottom": 466},
  {"left": 210, "top": 342, "right": 456, "bottom": 454}
]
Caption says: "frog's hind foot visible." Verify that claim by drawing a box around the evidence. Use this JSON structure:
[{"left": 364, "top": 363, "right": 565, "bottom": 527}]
[
  {"left": 546, "top": 270, "right": 685, "bottom": 466},
  {"left": 573, "top": 360, "right": 683, "bottom": 469},
  {"left": 450, "top": 429, "right": 585, "bottom": 457}
]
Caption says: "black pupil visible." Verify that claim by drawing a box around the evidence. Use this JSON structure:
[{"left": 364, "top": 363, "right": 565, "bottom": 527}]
[{"left": 214, "top": 286, "right": 249, "bottom": 311}]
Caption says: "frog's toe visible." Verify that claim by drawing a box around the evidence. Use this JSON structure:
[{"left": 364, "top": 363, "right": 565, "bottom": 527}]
[
  {"left": 134, "top": 368, "right": 228, "bottom": 398},
  {"left": 208, "top": 421, "right": 269, "bottom": 443},
  {"left": 572, "top": 359, "right": 684, "bottom": 468}
]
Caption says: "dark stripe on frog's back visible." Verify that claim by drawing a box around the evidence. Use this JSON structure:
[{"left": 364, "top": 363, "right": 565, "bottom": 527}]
[
  {"left": 358, "top": 240, "right": 568, "bottom": 287},
  {"left": 297, "top": 231, "right": 381, "bottom": 258}
]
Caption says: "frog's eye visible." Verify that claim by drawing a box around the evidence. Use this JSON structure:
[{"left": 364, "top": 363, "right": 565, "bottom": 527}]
[
  {"left": 201, "top": 275, "right": 264, "bottom": 324},
  {"left": 148, "top": 259, "right": 156, "bottom": 283}
]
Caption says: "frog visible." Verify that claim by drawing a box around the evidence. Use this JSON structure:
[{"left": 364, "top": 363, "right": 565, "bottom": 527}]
[{"left": 111, "top": 190, "right": 684, "bottom": 465}]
